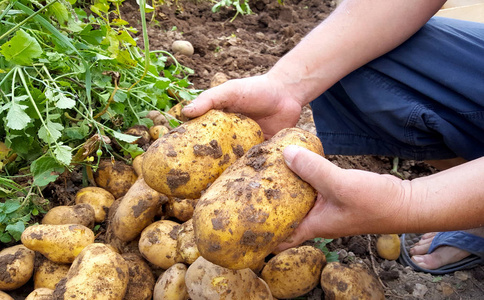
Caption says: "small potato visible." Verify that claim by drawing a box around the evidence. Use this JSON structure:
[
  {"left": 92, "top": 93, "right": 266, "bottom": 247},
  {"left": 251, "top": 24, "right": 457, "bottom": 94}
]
[
  {"left": 34, "top": 256, "right": 70, "bottom": 290},
  {"left": 143, "top": 110, "right": 264, "bottom": 199},
  {"left": 0, "top": 141, "right": 16, "bottom": 170},
  {"left": 167, "top": 100, "right": 190, "bottom": 122},
  {"left": 0, "top": 290, "right": 14, "bottom": 300},
  {"left": 185, "top": 256, "right": 273, "bottom": 300},
  {"left": 153, "top": 114, "right": 169, "bottom": 127},
  {"left": 176, "top": 219, "right": 200, "bottom": 265},
  {"left": 94, "top": 159, "right": 138, "bottom": 199},
  {"left": 25, "top": 288, "right": 54, "bottom": 300},
  {"left": 139, "top": 220, "right": 181, "bottom": 269},
  {"left": 146, "top": 110, "right": 162, "bottom": 121},
  {"left": 261, "top": 245, "right": 326, "bottom": 299},
  {"left": 321, "top": 262, "right": 384, "bottom": 300},
  {"left": 53, "top": 243, "right": 129, "bottom": 300},
  {"left": 112, "top": 177, "right": 168, "bottom": 242},
  {"left": 0, "top": 245, "right": 35, "bottom": 291},
  {"left": 42, "top": 204, "right": 95, "bottom": 228},
  {"left": 124, "top": 125, "right": 151, "bottom": 147},
  {"left": 210, "top": 72, "right": 229, "bottom": 88},
  {"left": 165, "top": 197, "right": 198, "bottom": 222},
  {"left": 21, "top": 224, "right": 95, "bottom": 264},
  {"left": 149, "top": 125, "right": 169, "bottom": 140},
  {"left": 171, "top": 40, "right": 194, "bottom": 56},
  {"left": 376, "top": 234, "right": 401, "bottom": 260},
  {"left": 122, "top": 253, "right": 155, "bottom": 300},
  {"left": 153, "top": 263, "right": 188, "bottom": 300},
  {"left": 75, "top": 186, "right": 115, "bottom": 223}
]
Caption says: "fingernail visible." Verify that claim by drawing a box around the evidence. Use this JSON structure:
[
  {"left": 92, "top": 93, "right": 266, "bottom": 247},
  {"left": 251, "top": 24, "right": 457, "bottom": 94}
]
[
  {"left": 283, "top": 145, "right": 302, "bottom": 167},
  {"left": 412, "top": 255, "right": 423, "bottom": 263},
  {"left": 182, "top": 101, "right": 195, "bottom": 111}
]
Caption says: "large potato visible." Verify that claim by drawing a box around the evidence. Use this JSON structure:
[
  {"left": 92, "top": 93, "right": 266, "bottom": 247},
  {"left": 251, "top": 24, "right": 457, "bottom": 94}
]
[
  {"left": 142, "top": 110, "right": 264, "bottom": 199},
  {"left": 193, "top": 127, "right": 324, "bottom": 269},
  {"left": 122, "top": 253, "right": 155, "bottom": 300},
  {"left": 21, "top": 224, "right": 95, "bottom": 263},
  {"left": 42, "top": 204, "right": 95, "bottom": 228},
  {"left": 112, "top": 177, "right": 168, "bottom": 241},
  {"left": 138, "top": 220, "right": 181, "bottom": 269},
  {"left": 34, "top": 256, "right": 70, "bottom": 290},
  {"left": 0, "top": 245, "right": 35, "bottom": 291},
  {"left": 152, "top": 263, "right": 189, "bottom": 300},
  {"left": 53, "top": 243, "right": 129, "bottom": 300},
  {"left": 94, "top": 159, "right": 138, "bottom": 199},
  {"left": 75, "top": 187, "right": 115, "bottom": 223},
  {"left": 185, "top": 256, "right": 273, "bottom": 300},
  {"left": 321, "top": 262, "right": 384, "bottom": 300},
  {"left": 261, "top": 245, "right": 326, "bottom": 299}
]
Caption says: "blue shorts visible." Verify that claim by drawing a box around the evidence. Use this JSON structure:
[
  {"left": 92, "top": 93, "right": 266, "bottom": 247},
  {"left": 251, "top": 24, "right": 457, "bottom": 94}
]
[{"left": 311, "top": 17, "right": 484, "bottom": 161}]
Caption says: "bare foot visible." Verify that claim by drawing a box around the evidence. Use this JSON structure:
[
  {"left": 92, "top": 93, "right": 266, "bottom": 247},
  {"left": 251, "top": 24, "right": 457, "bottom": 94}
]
[{"left": 409, "top": 228, "right": 484, "bottom": 270}]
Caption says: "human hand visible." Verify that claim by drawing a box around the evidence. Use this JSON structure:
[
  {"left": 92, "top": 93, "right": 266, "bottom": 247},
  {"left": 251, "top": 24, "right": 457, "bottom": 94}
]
[
  {"left": 275, "top": 145, "right": 411, "bottom": 252},
  {"left": 182, "top": 74, "right": 303, "bottom": 139}
]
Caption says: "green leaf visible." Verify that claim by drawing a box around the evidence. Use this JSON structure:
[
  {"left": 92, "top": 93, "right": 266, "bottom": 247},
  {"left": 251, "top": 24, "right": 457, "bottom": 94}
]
[
  {"left": 325, "top": 251, "right": 339, "bottom": 262},
  {"left": 54, "top": 144, "right": 73, "bottom": 165},
  {"left": 38, "top": 121, "right": 64, "bottom": 144},
  {"left": 0, "top": 233, "right": 12, "bottom": 243},
  {"left": 2, "top": 200, "right": 21, "bottom": 214},
  {"left": 6, "top": 102, "right": 31, "bottom": 130},
  {"left": 112, "top": 131, "right": 140, "bottom": 143},
  {"left": 48, "top": 2, "right": 69, "bottom": 25},
  {"left": 6, "top": 221, "right": 25, "bottom": 241},
  {"left": 0, "top": 29, "right": 43, "bottom": 65},
  {"left": 65, "top": 124, "right": 90, "bottom": 140},
  {"left": 55, "top": 93, "right": 76, "bottom": 109},
  {"left": 31, "top": 156, "right": 65, "bottom": 186}
]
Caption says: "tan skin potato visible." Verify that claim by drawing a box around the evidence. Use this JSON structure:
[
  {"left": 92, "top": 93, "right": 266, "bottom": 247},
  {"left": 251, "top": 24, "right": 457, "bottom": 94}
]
[
  {"left": 124, "top": 125, "right": 151, "bottom": 148},
  {"left": 185, "top": 256, "right": 273, "bottom": 300},
  {"left": 261, "top": 245, "right": 326, "bottom": 299},
  {"left": 94, "top": 159, "right": 138, "bottom": 199},
  {"left": 21, "top": 224, "right": 95, "bottom": 264},
  {"left": 152, "top": 263, "right": 189, "bottom": 300},
  {"left": 34, "top": 256, "right": 70, "bottom": 290},
  {"left": 146, "top": 110, "right": 162, "bottom": 121},
  {"left": 0, "top": 290, "right": 14, "bottom": 300},
  {"left": 121, "top": 253, "right": 155, "bottom": 300},
  {"left": 321, "top": 262, "right": 385, "bottom": 300},
  {"left": 132, "top": 153, "right": 144, "bottom": 177},
  {"left": 42, "top": 204, "right": 95, "bottom": 228},
  {"left": 176, "top": 219, "right": 200, "bottom": 265},
  {"left": 193, "top": 127, "right": 324, "bottom": 270},
  {"left": 25, "top": 288, "right": 54, "bottom": 300},
  {"left": 149, "top": 125, "right": 169, "bottom": 140},
  {"left": 112, "top": 177, "right": 168, "bottom": 242},
  {"left": 0, "top": 245, "right": 35, "bottom": 291},
  {"left": 75, "top": 187, "right": 115, "bottom": 223},
  {"left": 167, "top": 100, "right": 190, "bottom": 122},
  {"left": 376, "top": 234, "right": 401, "bottom": 260},
  {"left": 142, "top": 110, "right": 264, "bottom": 199},
  {"left": 138, "top": 220, "right": 181, "bottom": 269},
  {"left": 165, "top": 197, "right": 198, "bottom": 222},
  {"left": 53, "top": 243, "right": 129, "bottom": 300}
]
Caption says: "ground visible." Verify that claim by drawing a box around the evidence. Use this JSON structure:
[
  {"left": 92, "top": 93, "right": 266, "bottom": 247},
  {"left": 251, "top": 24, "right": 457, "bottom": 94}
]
[{"left": 7, "top": 0, "right": 484, "bottom": 298}]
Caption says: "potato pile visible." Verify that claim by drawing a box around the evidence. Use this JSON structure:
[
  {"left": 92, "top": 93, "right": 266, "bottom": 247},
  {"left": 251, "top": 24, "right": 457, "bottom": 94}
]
[{"left": 1, "top": 109, "right": 384, "bottom": 299}]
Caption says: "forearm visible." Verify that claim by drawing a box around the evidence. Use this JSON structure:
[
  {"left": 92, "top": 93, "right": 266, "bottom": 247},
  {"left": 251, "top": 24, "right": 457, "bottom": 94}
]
[{"left": 268, "top": 0, "right": 446, "bottom": 106}]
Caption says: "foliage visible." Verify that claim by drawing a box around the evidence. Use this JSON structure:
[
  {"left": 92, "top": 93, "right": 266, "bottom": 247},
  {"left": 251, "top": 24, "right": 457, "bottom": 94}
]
[
  {"left": 212, "top": 0, "right": 252, "bottom": 22},
  {"left": 313, "top": 238, "right": 339, "bottom": 262}
]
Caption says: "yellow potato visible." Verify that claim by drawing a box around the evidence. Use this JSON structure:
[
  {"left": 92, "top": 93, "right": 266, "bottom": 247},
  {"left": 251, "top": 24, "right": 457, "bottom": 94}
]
[
  {"left": 142, "top": 110, "right": 264, "bottom": 199},
  {"left": 261, "top": 245, "right": 326, "bottom": 299},
  {"left": 0, "top": 245, "right": 35, "bottom": 291},
  {"left": 0, "top": 290, "right": 14, "bottom": 300},
  {"left": 176, "top": 219, "right": 200, "bottom": 265},
  {"left": 124, "top": 125, "right": 150, "bottom": 148},
  {"left": 165, "top": 197, "right": 198, "bottom": 222},
  {"left": 138, "top": 220, "right": 181, "bottom": 269},
  {"left": 21, "top": 224, "right": 95, "bottom": 263},
  {"left": 34, "top": 256, "right": 70, "bottom": 290},
  {"left": 376, "top": 234, "right": 401, "bottom": 260},
  {"left": 152, "top": 263, "right": 189, "bottom": 300},
  {"left": 132, "top": 153, "right": 144, "bottom": 176},
  {"left": 321, "top": 262, "right": 385, "bottom": 300},
  {"left": 193, "top": 127, "right": 324, "bottom": 269},
  {"left": 53, "top": 243, "right": 129, "bottom": 300},
  {"left": 149, "top": 125, "right": 169, "bottom": 140},
  {"left": 75, "top": 187, "right": 115, "bottom": 223},
  {"left": 94, "top": 159, "right": 138, "bottom": 199},
  {"left": 42, "top": 204, "right": 96, "bottom": 228},
  {"left": 122, "top": 253, "right": 155, "bottom": 300},
  {"left": 167, "top": 100, "right": 190, "bottom": 122},
  {"left": 25, "top": 288, "right": 54, "bottom": 300},
  {"left": 185, "top": 256, "right": 273, "bottom": 300}
]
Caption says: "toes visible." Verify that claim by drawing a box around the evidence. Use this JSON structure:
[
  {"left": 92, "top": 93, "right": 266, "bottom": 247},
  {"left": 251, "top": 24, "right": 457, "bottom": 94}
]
[
  {"left": 420, "top": 232, "right": 437, "bottom": 240},
  {"left": 411, "top": 246, "right": 471, "bottom": 270},
  {"left": 410, "top": 241, "right": 431, "bottom": 255}
]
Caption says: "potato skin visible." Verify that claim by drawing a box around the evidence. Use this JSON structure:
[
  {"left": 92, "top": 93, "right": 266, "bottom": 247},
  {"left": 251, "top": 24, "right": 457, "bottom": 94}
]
[
  {"left": 142, "top": 110, "right": 264, "bottom": 199},
  {"left": 121, "top": 253, "right": 155, "bottom": 300},
  {"left": 34, "top": 256, "right": 70, "bottom": 290},
  {"left": 0, "top": 290, "right": 15, "bottom": 300},
  {"left": 21, "top": 224, "right": 95, "bottom": 264},
  {"left": 25, "top": 288, "right": 54, "bottom": 300},
  {"left": 42, "top": 204, "right": 95, "bottom": 228},
  {"left": 53, "top": 243, "right": 129, "bottom": 300},
  {"left": 75, "top": 187, "right": 115, "bottom": 223},
  {"left": 152, "top": 263, "right": 188, "bottom": 300},
  {"left": 94, "top": 160, "right": 138, "bottom": 199},
  {"left": 0, "top": 245, "right": 35, "bottom": 291},
  {"left": 165, "top": 197, "right": 198, "bottom": 222},
  {"left": 176, "top": 219, "right": 200, "bottom": 265},
  {"left": 138, "top": 220, "right": 181, "bottom": 269},
  {"left": 193, "top": 127, "right": 324, "bottom": 270},
  {"left": 261, "top": 245, "right": 326, "bottom": 299}
]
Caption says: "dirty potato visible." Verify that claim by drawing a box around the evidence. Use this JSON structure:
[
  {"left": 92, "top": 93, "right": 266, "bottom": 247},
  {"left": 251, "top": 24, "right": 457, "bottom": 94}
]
[
  {"left": 94, "top": 159, "right": 138, "bottom": 199},
  {"left": 0, "top": 245, "right": 35, "bottom": 291},
  {"left": 152, "top": 263, "right": 189, "bottom": 300},
  {"left": 193, "top": 127, "right": 324, "bottom": 270},
  {"left": 41, "top": 204, "right": 96, "bottom": 228},
  {"left": 34, "top": 256, "right": 70, "bottom": 290},
  {"left": 138, "top": 220, "right": 181, "bottom": 269},
  {"left": 142, "top": 110, "right": 264, "bottom": 199},
  {"left": 75, "top": 187, "right": 115, "bottom": 223},
  {"left": 25, "top": 288, "right": 54, "bottom": 300},
  {"left": 122, "top": 253, "right": 155, "bottom": 300},
  {"left": 176, "top": 219, "right": 200, "bottom": 265},
  {"left": 0, "top": 290, "right": 14, "bottom": 300},
  {"left": 165, "top": 197, "right": 198, "bottom": 222}
]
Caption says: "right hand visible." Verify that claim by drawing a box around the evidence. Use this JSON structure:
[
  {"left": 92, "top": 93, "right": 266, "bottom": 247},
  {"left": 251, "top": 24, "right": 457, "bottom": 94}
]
[{"left": 182, "top": 74, "right": 303, "bottom": 139}]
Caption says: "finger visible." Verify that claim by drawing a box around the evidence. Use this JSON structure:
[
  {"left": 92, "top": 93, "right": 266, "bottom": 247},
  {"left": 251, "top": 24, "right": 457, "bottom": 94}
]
[{"left": 273, "top": 221, "right": 312, "bottom": 253}]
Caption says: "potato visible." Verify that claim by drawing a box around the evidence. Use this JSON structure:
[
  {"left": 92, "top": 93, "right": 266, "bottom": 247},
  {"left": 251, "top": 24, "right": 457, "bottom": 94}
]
[
  {"left": 167, "top": 100, "right": 190, "bottom": 122},
  {"left": 34, "top": 256, "right": 70, "bottom": 290},
  {"left": 153, "top": 114, "right": 169, "bottom": 127},
  {"left": 0, "top": 141, "right": 16, "bottom": 170},
  {"left": 132, "top": 153, "right": 144, "bottom": 177},
  {"left": 149, "top": 125, "right": 169, "bottom": 140},
  {"left": 21, "top": 224, "right": 95, "bottom": 263},
  {"left": 142, "top": 110, "right": 264, "bottom": 199},
  {"left": 138, "top": 220, "right": 181, "bottom": 269},
  {"left": 210, "top": 72, "right": 229, "bottom": 88},
  {"left": 321, "top": 262, "right": 384, "bottom": 300},
  {"left": 172, "top": 40, "right": 194, "bottom": 56},
  {"left": 261, "top": 245, "right": 326, "bottom": 299},
  {"left": 193, "top": 127, "right": 324, "bottom": 269},
  {"left": 94, "top": 159, "right": 138, "bottom": 199},
  {"left": 376, "top": 234, "right": 401, "bottom": 260},
  {"left": 122, "top": 253, "right": 155, "bottom": 300},
  {"left": 124, "top": 125, "right": 151, "bottom": 148},
  {"left": 75, "top": 187, "right": 115, "bottom": 223},
  {"left": 176, "top": 219, "right": 200, "bottom": 265},
  {"left": 53, "top": 243, "right": 129, "bottom": 300},
  {"left": 0, "top": 290, "right": 14, "bottom": 300},
  {"left": 42, "top": 204, "right": 95, "bottom": 228},
  {"left": 185, "top": 256, "right": 273, "bottom": 300},
  {"left": 25, "top": 288, "right": 54, "bottom": 300},
  {"left": 152, "top": 263, "right": 189, "bottom": 300},
  {"left": 146, "top": 110, "right": 162, "bottom": 121},
  {"left": 0, "top": 245, "right": 35, "bottom": 291},
  {"left": 165, "top": 197, "right": 198, "bottom": 222},
  {"left": 112, "top": 177, "right": 168, "bottom": 241}
]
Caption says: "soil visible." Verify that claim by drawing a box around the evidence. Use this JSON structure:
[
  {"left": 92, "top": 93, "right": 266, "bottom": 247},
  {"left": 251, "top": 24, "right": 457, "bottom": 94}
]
[{"left": 6, "top": 0, "right": 484, "bottom": 299}]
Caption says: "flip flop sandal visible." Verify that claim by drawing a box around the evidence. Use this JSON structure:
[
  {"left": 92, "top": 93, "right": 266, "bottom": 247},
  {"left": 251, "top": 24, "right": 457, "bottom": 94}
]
[{"left": 400, "top": 231, "right": 484, "bottom": 275}]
